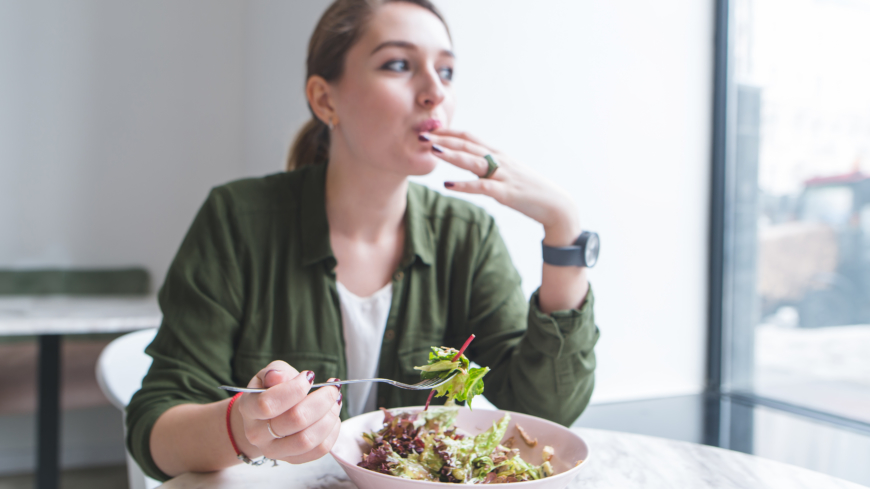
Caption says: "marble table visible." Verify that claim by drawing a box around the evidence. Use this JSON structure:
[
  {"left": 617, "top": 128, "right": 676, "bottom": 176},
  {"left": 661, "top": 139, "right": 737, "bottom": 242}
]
[
  {"left": 0, "top": 296, "right": 162, "bottom": 489},
  {"left": 158, "top": 428, "right": 868, "bottom": 488}
]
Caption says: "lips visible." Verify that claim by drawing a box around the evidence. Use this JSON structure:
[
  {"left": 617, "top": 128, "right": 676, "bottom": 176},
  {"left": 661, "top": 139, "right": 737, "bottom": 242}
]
[{"left": 414, "top": 119, "right": 442, "bottom": 133}]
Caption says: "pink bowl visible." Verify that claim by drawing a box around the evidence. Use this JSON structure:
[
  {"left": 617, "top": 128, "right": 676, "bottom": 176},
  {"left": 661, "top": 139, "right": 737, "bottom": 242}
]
[{"left": 330, "top": 406, "right": 590, "bottom": 489}]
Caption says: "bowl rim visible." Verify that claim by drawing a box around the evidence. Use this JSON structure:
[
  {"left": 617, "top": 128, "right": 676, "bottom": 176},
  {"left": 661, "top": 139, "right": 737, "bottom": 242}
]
[{"left": 329, "top": 405, "right": 591, "bottom": 486}]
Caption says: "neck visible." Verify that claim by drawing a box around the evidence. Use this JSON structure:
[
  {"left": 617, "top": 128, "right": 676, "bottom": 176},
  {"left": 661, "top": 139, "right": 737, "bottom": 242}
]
[{"left": 325, "top": 149, "right": 408, "bottom": 242}]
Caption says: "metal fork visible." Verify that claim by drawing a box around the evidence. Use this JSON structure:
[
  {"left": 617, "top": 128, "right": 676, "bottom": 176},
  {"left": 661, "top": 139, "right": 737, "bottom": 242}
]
[{"left": 219, "top": 371, "right": 458, "bottom": 394}]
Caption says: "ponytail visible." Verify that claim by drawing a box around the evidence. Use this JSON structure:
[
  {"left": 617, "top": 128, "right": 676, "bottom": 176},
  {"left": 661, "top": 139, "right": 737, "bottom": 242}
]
[{"left": 287, "top": 118, "right": 330, "bottom": 171}]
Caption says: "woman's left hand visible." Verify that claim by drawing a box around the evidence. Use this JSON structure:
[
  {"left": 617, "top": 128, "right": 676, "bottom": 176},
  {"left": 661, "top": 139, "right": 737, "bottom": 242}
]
[{"left": 426, "top": 128, "right": 582, "bottom": 245}]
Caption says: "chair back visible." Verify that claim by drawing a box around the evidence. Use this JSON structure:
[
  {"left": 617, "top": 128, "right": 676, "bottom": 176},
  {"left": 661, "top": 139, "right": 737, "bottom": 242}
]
[
  {"left": 96, "top": 328, "right": 160, "bottom": 489},
  {"left": 96, "top": 328, "right": 157, "bottom": 409}
]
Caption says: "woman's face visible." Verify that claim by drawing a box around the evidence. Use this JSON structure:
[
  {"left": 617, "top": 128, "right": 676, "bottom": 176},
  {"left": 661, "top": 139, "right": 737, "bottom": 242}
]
[{"left": 331, "top": 2, "right": 455, "bottom": 176}]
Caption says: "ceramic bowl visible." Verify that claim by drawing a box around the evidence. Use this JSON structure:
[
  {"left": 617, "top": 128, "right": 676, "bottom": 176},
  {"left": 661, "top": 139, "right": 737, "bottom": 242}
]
[{"left": 330, "top": 406, "right": 590, "bottom": 489}]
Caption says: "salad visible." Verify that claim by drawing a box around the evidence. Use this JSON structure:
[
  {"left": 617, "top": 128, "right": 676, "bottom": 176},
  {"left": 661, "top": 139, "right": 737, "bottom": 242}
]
[
  {"left": 357, "top": 337, "right": 554, "bottom": 483},
  {"left": 358, "top": 407, "right": 555, "bottom": 483},
  {"left": 415, "top": 344, "right": 489, "bottom": 410}
]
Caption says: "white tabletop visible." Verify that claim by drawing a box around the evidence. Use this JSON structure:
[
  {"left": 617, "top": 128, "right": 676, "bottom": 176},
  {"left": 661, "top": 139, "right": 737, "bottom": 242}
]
[
  {"left": 0, "top": 295, "right": 162, "bottom": 336},
  {"left": 158, "top": 428, "right": 868, "bottom": 489}
]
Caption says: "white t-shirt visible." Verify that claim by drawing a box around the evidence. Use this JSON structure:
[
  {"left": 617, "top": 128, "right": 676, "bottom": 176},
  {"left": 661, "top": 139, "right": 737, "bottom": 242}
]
[{"left": 336, "top": 281, "right": 393, "bottom": 417}]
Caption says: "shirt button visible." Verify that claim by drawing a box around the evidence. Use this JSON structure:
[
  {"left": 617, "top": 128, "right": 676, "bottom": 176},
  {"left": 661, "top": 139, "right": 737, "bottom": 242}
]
[
  {"left": 384, "top": 329, "right": 395, "bottom": 341},
  {"left": 393, "top": 271, "right": 404, "bottom": 281}
]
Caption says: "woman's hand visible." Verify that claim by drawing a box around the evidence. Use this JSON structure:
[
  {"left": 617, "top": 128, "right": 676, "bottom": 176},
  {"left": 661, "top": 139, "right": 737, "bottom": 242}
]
[
  {"left": 233, "top": 361, "right": 342, "bottom": 464},
  {"left": 425, "top": 128, "right": 590, "bottom": 313},
  {"left": 425, "top": 128, "right": 582, "bottom": 246}
]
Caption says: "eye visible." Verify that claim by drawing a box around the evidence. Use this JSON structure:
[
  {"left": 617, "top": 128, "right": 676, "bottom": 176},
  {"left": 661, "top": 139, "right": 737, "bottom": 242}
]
[
  {"left": 438, "top": 66, "right": 454, "bottom": 82},
  {"left": 381, "top": 59, "right": 410, "bottom": 72}
]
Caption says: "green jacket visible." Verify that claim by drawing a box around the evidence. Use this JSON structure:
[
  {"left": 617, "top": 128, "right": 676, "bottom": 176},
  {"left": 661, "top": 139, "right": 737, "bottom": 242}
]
[{"left": 126, "top": 163, "right": 599, "bottom": 481}]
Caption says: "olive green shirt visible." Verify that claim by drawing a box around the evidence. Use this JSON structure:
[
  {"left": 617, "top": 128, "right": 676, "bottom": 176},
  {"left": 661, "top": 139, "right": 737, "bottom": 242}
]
[{"left": 126, "top": 163, "right": 599, "bottom": 481}]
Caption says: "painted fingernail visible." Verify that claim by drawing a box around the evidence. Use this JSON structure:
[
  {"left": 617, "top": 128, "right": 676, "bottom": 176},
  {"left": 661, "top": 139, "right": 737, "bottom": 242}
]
[
  {"left": 431, "top": 144, "right": 444, "bottom": 153},
  {"left": 418, "top": 134, "right": 431, "bottom": 142},
  {"left": 444, "top": 182, "right": 455, "bottom": 188},
  {"left": 337, "top": 393, "right": 343, "bottom": 406},
  {"left": 305, "top": 371, "right": 315, "bottom": 384},
  {"left": 329, "top": 378, "right": 342, "bottom": 391}
]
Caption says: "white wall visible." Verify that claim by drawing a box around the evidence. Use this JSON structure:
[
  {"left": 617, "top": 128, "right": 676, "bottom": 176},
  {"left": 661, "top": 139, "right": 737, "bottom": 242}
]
[
  {"left": 413, "top": 0, "right": 714, "bottom": 403},
  {"left": 1, "top": 0, "right": 712, "bottom": 405},
  {"left": 0, "top": 0, "right": 249, "bottom": 282},
  {"left": 240, "top": 0, "right": 332, "bottom": 176}
]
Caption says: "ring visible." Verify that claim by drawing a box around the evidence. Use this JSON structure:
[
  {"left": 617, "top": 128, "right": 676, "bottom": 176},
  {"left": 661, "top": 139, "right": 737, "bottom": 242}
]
[
  {"left": 267, "top": 420, "right": 285, "bottom": 439},
  {"left": 482, "top": 154, "right": 499, "bottom": 179}
]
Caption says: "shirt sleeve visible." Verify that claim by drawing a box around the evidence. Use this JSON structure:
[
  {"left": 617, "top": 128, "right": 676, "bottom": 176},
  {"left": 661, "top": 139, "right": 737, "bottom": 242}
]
[
  {"left": 125, "top": 187, "right": 244, "bottom": 482},
  {"left": 463, "top": 216, "right": 599, "bottom": 427}
]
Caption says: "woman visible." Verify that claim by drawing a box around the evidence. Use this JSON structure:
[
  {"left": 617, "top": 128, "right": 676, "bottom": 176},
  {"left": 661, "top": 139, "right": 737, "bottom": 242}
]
[{"left": 127, "top": 0, "right": 599, "bottom": 481}]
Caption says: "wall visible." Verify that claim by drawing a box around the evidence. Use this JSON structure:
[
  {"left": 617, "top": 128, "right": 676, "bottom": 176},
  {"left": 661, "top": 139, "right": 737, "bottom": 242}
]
[
  {"left": 240, "top": 0, "right": 332, "bottom": 176},
  {"left": 1, "top": 0, "right": 712, "bottom": 407},
  {"left": 0, "top": 0, "right": 249, "bottom": 282},
  {"left": 414, "top": 0, "right": 714, "bottom": 403}
]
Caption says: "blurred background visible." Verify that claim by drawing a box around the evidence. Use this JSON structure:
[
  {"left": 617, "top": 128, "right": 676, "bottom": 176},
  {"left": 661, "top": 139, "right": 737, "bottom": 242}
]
[{"left": 0, "top": 0, "right": 868, "bottom": 487}]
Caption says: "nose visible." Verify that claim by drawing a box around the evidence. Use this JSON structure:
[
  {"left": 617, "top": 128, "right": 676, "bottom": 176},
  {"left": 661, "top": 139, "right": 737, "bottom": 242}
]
[{"left": 416, "top": 66, "right": 446, "bottom": 108}]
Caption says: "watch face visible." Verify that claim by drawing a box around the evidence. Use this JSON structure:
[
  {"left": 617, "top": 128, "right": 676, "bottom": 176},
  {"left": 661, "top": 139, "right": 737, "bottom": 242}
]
[{"left": 585, "top": 233, "right": 599, "bottom": 267}]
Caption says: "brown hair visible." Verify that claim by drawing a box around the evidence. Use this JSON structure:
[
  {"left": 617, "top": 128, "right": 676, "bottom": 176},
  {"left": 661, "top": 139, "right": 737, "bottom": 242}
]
[{"left": 286, "top": 0, "right": 449, "bottom": 171}]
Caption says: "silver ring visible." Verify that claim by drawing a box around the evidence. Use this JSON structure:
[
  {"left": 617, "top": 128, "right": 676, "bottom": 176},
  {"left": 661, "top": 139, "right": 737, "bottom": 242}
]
[{"left": 267, "top": 420, "right": 286, "bottom": 439}]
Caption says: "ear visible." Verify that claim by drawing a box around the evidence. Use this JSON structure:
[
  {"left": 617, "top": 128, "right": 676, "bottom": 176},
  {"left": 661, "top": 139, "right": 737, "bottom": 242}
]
[{"left": 306, "top": 75, "right": 337, "bottom": 126}]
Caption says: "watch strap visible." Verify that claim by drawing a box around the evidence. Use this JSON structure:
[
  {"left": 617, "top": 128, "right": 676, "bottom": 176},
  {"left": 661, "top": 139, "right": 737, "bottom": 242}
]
[{"left": 542, "top": 231, "right": 595, "bottom": 267}]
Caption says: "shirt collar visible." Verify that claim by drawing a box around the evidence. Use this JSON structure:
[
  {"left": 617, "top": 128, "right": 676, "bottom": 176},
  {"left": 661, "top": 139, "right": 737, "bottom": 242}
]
[{"left": 298, "top": 164, "right": 434, "bottom": 269}]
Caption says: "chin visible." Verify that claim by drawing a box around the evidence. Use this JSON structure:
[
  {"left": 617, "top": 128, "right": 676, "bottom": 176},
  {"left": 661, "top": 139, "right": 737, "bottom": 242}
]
[{"left": 403, "top": 153, "right": 440, "bottom": 177}]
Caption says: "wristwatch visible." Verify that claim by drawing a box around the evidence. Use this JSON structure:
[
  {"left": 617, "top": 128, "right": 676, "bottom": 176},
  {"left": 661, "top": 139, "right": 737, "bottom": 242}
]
[{"left": 542, "top": 231, "right": 600, "bottom": 267}]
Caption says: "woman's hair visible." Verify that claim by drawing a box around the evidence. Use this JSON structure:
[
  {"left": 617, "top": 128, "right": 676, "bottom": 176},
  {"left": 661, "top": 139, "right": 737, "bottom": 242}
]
[{"left": 286, "top": 0, "right": 449, "bottom": 171}]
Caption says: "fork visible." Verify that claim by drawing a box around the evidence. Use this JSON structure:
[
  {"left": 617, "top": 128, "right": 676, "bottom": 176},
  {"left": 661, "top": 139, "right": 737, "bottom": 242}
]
[{"left": 219, "top": 370, "right": 459, "bottom": 394}]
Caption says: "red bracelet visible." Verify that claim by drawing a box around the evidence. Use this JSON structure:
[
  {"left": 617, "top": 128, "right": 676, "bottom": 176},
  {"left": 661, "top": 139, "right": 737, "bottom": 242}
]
[
  {"left": 226, "top": 393, "right": 275, "bottom": 466},
  {"left": 226, "top": 393, "right": 244, "bottom": 457}
]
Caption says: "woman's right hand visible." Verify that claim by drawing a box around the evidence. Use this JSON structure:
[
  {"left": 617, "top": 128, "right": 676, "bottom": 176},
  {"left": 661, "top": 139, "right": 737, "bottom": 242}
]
[{"left": 234, "top": 361, "right": 342, "bottom": 464}]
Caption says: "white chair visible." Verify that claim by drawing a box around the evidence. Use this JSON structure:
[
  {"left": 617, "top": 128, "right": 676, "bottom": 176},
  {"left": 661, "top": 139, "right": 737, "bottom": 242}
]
[{"left": 96, "top": 328, "right": 161, "bottom": 489}]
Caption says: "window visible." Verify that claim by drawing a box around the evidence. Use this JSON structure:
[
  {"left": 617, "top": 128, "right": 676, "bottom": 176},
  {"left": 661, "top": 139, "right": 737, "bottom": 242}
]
[{"left": 713, "top": 0, "right": 870, "bottom": 484}]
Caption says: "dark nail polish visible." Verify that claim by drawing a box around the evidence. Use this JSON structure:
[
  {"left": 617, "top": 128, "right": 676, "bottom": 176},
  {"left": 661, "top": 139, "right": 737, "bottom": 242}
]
[
  {"left": 337, "top": 393, "right": 343, "bottom": 406},
  {"left": 431, "top": 144, "right": 444, "bottom": 153},
  {"left": 305, "top": 371, "right": 315, "bottom": 384},
  {"left": 418, "top": 133, "right": 431, "bottom": 142},
  {"left": 444, "top": 182, "right": 455, "bottom": 188}
]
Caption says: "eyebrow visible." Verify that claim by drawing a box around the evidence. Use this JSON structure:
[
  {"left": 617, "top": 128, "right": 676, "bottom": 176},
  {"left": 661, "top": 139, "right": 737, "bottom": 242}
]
[{"left": 370, "top": 40, "right": 455, "bottom": 58}]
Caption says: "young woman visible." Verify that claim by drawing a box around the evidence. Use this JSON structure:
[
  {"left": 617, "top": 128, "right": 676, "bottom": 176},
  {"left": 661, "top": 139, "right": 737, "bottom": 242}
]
[{"left": 127, "top": 0, "right": 599, "bottom": 481}]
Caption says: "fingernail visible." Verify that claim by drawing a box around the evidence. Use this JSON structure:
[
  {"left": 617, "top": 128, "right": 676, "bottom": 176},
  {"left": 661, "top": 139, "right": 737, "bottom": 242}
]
[
  {"left": 305, "top": 371, "right": 315, "bottom": 384},
  {"left": 329, "top": 378, "right": 342, "bottom": 391},
  {"left": 431, "top": 144, "right": 444, "bottom": 153},
  {"left": 418, "top": 134, "right": 431, "bottom": 142},
  {"left": 337, "top": 393, "right": 343, "bottom": 406},
  {"left": 444, "top": 182, "right": 454, "bottom": 188}
]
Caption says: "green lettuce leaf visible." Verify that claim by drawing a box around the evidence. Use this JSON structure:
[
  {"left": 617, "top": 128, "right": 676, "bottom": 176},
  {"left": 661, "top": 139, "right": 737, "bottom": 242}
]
[
  {"left": 414, "top": 359, "right": 460, "bottom": 374},
  {"left": 471, "top": 414, "right": 510, "bottom": 459},
  {"left": 461, "top": 366, "right": 489, "bottom": 408},
  {"left": 419, "top": 406, "right": 458, "bottom": 431},
  {"left": 387, "top": 451, "right": 439, "bottom": 481},
  {"left": 416, "top": 346, "right": 489, "bottom": 408}
]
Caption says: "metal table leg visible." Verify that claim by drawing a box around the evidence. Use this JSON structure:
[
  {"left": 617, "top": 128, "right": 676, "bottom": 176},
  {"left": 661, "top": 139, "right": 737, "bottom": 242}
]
[{"left": 36, "top": 334, "right": 61, "bottom": 489}]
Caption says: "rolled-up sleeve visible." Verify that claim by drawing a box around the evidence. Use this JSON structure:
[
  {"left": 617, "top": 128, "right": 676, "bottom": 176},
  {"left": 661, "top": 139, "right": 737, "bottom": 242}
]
[
  {"left": 125, "top": 187, "right": 243, "bottom": 481},
  {"left": 464, "top": 217, "right": 599, "bottom": 427}
]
